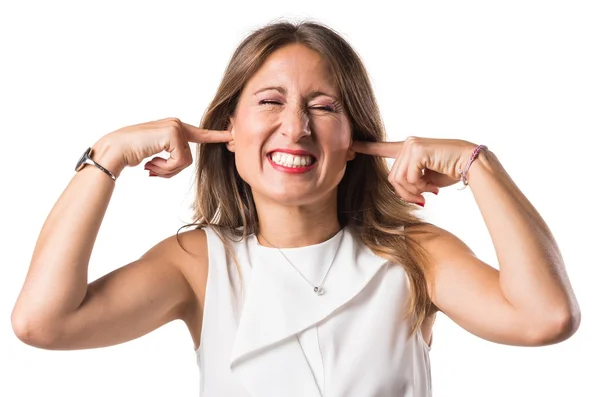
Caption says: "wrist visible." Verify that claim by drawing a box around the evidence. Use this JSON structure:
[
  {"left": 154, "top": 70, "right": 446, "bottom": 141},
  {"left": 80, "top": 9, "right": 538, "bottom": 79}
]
[
  {"left": 463, "top": 146, "right": 494, "bottom": 184},
  {"left": 456, "top": 143, "right": 491, "bottom": 188},
  {"left": 454, "top": 142, "right": 478, "bottom": 180},
  {"left": 90, "top": 137, "right": 126, "bottom": 178}
]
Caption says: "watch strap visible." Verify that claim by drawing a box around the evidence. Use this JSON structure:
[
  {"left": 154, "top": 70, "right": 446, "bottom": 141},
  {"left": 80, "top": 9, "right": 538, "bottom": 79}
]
[{"left": 76, "top": 147, "right": 117, "bottom": 181}]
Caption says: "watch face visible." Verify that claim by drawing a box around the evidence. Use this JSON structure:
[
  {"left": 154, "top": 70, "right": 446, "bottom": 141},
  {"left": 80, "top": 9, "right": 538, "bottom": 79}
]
[{"left": 75, "top": 148, "right": 91, "bottom": 171}]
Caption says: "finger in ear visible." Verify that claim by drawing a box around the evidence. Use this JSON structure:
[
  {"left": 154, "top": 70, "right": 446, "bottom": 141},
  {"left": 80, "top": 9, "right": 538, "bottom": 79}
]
[
  {"left": 347, "top": 148, "right": 356, "bottom": 161},
  {"left": 225, "top": 117, "right": 236, "bottom": 152}
]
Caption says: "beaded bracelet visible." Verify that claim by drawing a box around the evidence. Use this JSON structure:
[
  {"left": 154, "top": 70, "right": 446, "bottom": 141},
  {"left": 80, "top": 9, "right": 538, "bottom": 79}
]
[{"left": 458, "top": 144, "right": 487, "bottom": 190}]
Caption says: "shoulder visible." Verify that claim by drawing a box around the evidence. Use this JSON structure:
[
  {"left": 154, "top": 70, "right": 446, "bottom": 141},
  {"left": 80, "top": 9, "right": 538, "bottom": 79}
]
[
  {"left": 146, "top": 227, "right": 210, "bottom": 310},
  {"left": 404, "top": 222, "right": 474, "bottom": 261},
  {"left": 141, "top": 227, "right": 211, "bottom": 347},
  {"left": 165, "top": 225, "right": 243, "bottom": 297},
  {"left": 145, "top": 227, "right": 209, "bottom": 268},
  {"left": 166, "top": 226, "right": 210, "bottom": 283},
  {"left": 403, "top": 222, "right": 477, "bottom": 304}
]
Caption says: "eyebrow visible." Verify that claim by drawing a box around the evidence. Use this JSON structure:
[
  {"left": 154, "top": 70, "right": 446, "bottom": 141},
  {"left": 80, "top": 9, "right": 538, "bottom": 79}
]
[{"left": 253, "top": 86, "right": 340, "bottom": 101}]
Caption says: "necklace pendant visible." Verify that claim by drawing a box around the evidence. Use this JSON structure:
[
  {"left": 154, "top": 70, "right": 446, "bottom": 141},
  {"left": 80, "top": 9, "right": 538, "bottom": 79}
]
[{"left": 314, "top": 286, "right": 324, "bottom": 295}]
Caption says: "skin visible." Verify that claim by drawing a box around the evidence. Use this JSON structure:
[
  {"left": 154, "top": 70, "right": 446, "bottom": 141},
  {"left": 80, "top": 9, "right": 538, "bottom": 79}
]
[
  {"left": 354, "top": 139, "right": 581, "bottom": 345},
  {"left": 227, "top": 43, "right": 355, "bottom": 248},
  {"left": 12, "top": 43, "right": 579, "bottom": 356}
]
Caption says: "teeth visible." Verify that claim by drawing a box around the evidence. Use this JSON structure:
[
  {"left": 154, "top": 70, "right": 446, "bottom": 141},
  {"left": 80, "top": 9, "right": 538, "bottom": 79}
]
[{"left": 270, "top": 152, "right": 314, "bottom": 168}]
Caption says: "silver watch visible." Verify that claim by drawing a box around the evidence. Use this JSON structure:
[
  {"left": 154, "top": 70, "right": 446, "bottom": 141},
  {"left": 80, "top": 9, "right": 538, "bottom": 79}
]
[{"left": 75, "top": 147, "right": 117, "bottom": 181}]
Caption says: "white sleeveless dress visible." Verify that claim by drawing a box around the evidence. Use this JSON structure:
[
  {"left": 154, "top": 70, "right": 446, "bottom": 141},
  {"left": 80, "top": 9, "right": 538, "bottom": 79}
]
[{"left": 195, "top": 225, "right": 432, "bottom": 397}]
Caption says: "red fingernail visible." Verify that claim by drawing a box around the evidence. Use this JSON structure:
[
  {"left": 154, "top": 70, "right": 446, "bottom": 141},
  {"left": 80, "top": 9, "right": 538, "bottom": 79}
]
[
  {"left": 149, "top": 171, "right": 157, "bottom": 177},
  {"left": 432, "top": 191, "right": 439, "bottom": 195},
  {"left": 416, "top": 201, "right": 425, "bottom": 207}
]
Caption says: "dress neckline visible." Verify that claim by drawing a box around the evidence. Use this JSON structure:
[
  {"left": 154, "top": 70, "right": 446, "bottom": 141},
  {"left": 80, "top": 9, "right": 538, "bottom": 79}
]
[{"left": 250, "top": 227, "right": 346, "bottom": 285}]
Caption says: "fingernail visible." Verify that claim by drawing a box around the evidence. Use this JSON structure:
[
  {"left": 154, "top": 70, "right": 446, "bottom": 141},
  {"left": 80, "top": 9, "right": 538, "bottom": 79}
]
[
  {"left": 149, "top": 171, "right": 157, "bottom": 177},
  {"left": 432, "top": 190, "right": 439, "bottom": 196},
  {"left": 416, "top": 201, "right": 425, "bottom": 207}
]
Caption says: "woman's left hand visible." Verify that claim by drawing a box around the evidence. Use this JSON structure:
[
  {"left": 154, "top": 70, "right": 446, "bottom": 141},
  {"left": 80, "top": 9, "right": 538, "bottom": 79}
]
[{"left": 351, "top": 137, "right": 477, "bottom": 205}]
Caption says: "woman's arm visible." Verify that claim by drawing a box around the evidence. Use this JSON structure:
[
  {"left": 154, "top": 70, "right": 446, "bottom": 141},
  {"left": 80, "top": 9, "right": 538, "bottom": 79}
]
[
  {"left": 414, "top": 148, "right": 580, "bottom": 346},
  {"left": 352, "top": 138, "right": 580, "bottom": 346},
  {"left": 11, "top": 138, "right": 203, "bottom": 349},
  {"left": 12, "top": 119, "right": 230, "bottom": 349}
]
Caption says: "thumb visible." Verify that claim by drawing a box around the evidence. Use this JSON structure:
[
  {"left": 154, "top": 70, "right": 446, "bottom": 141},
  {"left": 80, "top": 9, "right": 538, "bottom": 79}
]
[{"left": 423, "top": 169, "right": 457, "bottom": 189}]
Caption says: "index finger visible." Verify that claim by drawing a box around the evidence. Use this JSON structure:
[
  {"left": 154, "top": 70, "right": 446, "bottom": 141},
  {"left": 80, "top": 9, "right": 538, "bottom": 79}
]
[
  {"left": 351, "top": 141, "right": 404, "bottom": 158},
  {"left": 181, "top": 122, "right": 233, "bottom": 144}
]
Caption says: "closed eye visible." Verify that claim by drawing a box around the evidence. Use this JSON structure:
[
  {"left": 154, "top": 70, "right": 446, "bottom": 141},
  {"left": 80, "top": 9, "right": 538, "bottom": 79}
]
[
  {"left": 259, "top": 100, "right": 281, "bottom": 106},
  {"left": 258, "top": 100, "right": 336, "bottom": 113},
  {"left": 311, "top": 105, "right": 335, "bottom": 112}
]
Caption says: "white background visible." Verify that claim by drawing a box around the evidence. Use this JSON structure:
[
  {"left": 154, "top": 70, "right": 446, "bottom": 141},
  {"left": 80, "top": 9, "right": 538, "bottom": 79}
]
[{"left": 1, "top": 1, "right": 598, "bottom": 396}]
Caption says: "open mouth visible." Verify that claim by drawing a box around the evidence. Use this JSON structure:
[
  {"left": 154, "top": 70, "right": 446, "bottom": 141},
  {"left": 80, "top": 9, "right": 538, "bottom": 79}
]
[{"left": 267, "top": 151, "right": 317, "bottom": 169}]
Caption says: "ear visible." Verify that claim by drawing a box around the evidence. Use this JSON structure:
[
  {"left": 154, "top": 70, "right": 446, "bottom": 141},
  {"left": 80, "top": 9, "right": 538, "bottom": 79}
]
[
  {"left": 226, "top": 117, "right": 235, "bottom": 153},
  {"left": 346, "top": 148, "right": 356, "bottom": 161},
  {"left": 346, "top": 138, "right": 356, "bottom": 161}
]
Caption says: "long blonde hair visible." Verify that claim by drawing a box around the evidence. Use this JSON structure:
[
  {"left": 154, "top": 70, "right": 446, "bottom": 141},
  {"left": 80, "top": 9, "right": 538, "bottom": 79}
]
[{"left": 183, "top": 20, "right": 434, "bottom": 332}]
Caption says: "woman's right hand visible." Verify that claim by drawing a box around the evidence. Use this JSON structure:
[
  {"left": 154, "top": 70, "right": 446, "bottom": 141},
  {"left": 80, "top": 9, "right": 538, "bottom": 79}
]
[{"left": 95, "top": 117, "right": 232, "bottom": 178}]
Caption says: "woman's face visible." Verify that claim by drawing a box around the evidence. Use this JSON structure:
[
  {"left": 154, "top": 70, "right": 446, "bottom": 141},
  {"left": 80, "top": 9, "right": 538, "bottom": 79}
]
[{"left": 228, "top": 43, "right": 354, "bottom": 206}]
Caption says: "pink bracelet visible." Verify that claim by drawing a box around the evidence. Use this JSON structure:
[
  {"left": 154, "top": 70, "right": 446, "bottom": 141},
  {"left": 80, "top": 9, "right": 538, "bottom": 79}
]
[{"left": 458, "top": 144, "right": 487, "bottom": 190}]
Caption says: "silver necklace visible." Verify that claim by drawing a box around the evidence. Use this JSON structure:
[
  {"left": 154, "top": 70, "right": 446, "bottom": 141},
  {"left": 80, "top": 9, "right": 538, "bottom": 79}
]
[{"left": 259, "top": 229, "right": 344, "bottom": 295}]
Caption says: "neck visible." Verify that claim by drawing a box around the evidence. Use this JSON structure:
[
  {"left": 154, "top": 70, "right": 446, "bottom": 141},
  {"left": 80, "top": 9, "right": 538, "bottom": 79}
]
[{"left": 254, "top": 192, "right": 341, "bottom": 248}]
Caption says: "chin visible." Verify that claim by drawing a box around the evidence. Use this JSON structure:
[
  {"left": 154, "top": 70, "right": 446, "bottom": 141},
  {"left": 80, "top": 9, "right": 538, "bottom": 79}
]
[
  {"left": 263, "top": 189, "right": 317, "bottom": 206},
  {"left": 249, "top": 181, "right": 325, "bottom": 207}
]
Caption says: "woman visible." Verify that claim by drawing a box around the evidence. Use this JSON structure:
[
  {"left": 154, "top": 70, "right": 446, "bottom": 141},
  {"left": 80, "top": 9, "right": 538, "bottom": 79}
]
[{"left": 12, "top": 20, "right": 580, "bottom": 396}]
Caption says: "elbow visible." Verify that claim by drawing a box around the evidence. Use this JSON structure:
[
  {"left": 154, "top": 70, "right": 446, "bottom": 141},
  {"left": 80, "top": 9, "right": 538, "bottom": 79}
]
[
  {"left": 11, "top": 310, "right": 61, "bottom": 349},
  {"left": 527, "top": 306, "right": 581, "bottom": 346}
]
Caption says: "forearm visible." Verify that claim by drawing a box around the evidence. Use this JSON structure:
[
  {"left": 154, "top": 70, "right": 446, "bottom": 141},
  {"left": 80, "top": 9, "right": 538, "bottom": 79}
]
[
  {"left": 466, "top": 149, "right": 579, "bottom": 320},
  {"left": 13, "top": 138, "right": 125, "bottom": 326}
]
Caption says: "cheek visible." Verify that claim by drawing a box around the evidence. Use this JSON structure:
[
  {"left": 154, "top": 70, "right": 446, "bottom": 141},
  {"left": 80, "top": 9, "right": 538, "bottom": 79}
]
[
  {"left": 235, "top": 108, "right": 276, "bottom": 141},
  {"left": 232, "top": 114, "right": 271, "bottom": 172},
  {"left": 316, "top": 119, "right": 352, "bottom": 151}
]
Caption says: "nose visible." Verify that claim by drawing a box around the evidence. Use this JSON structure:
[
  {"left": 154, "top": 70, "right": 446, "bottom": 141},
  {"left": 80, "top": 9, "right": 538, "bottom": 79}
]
[{"left": 280, "top": 105, "right": 311, "bottom": 142}]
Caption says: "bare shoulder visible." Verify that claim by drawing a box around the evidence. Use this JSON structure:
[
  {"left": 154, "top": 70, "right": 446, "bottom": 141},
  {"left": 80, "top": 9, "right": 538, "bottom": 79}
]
[
  {"left": 138, "top": 227, "right": 209, "bottom": 289},
  {"left": 161, "top": 227, "right": 210, "bottom": 348},
  {"left": 404, "top": 222, "right": 475, "bottom": 267},
  {"left": 160, "top": 227, "right": 210, "bottom": 313},
  {"left": 403, "top": 222, "right": 480, "bottom": 301},
  {"left": 404, "top": 222, "right": 461, "bottom": 243},
  {"left": 116, "top": 226, "right": 209, "bottom": 350},
  {"left": 20, "top": 227, "right": 211, "bottom": 350},
  {"left": 403, "top": 222, "right": 470, "bottom": 344},
  {"left": 404, "top": 223, "right": 541, "bottom": 345},
  {"left": 158, "top": 227, "right": 209, "bottom": 272}
]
